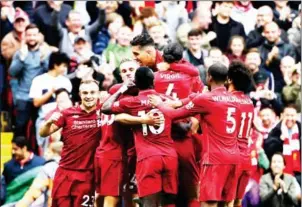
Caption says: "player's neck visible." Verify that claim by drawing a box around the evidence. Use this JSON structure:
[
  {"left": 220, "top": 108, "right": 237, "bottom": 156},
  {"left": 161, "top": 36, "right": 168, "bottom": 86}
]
[
  {"left": 80, "top": 104, "right": 96, "bottom": 113},
  {"left": 227, "top": 84, "right": 236, "bottom": 92},
  {"left": 210, "top": 83, "right": 225, "bottom": 91}
]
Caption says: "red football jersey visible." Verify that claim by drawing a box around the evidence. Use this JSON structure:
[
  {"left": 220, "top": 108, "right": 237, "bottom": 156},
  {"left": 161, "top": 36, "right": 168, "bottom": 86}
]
[
  {"left": 232, "top": 91, "right": 254, "bottom": 165},
  {"left": 157, "top": 87, "right": 241, "bottom": 164},
  {"left": 95, "top": 84, "right": 137, "bottom": 160},
  {"left": 154, "top": 60, "right": 202, "bottom": 99},
  {"left": 54, "top": 105, "right": 102, "bottom": 170},
  {"left": 110, "top": 89, "right": 177, "bottom": 161}
]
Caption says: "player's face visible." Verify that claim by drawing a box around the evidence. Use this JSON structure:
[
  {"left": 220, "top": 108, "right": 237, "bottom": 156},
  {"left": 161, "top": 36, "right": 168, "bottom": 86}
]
[
  {"left": 12, "top": 143, "right": 26, "bottom": 161},
  {"left": 79, "top": 82, "right": 99, "bottom": 110},
  {"left": 271, "top": 154, "right": 285, "bottom": 175},
  {"left": 120, "top": 61, "right": 139, "bottom": 82},
  {"left": 132, "top": 46, "right": 154, "bottom": 67},
  {"left": 283, "top": 108, "right": 297, "bottom": 129}
]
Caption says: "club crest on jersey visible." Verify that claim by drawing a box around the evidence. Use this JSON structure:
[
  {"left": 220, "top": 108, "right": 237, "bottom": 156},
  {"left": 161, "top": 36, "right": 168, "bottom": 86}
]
[{"left": 185, "top": 101, "right": 194, "bottom": 110}]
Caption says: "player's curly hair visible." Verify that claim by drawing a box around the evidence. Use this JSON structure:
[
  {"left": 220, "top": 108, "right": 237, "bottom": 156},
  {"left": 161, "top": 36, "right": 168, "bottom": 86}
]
[
  {"left": 163, "top": 43, "right": 183, "bottom": 63},
  {"left": 135, "top": 66, "right": 154, "bottom": 90},
  {"left": 228, "top": 61, "right": 253, "bottom": 93},
  {"left": 130, "top": 32, "right": 155, "bottom": 47}
]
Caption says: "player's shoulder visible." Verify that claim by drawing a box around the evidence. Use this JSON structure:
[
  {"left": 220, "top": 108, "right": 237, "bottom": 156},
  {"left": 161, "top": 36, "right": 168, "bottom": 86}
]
[
  {"left": 60, "top": 105, "right": 78, "bottom": 115},
  {"left": 109, "top": 83, "right": 122, "bottom": 95}
]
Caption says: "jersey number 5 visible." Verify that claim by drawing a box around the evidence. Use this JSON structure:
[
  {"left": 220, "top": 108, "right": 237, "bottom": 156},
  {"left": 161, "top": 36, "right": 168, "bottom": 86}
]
[
  {"left": 138, "top": 109, "right": 165, "bottom": 136},
  {"left": 226, "top": 107, "right": 253, "bottom": 138}
]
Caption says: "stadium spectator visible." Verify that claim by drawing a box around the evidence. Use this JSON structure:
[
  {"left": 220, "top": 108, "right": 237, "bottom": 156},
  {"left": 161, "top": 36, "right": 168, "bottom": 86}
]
[
  {"left": 273, "top": 1, "right": 298, "bottom": 31},
  {"left": 280, "top": 56, "right": 296, "bottom": 85},
  {"left": 264, "top": 106, "right": 301, "bottom": 185},
  {"left": 16, "top": 141, "right": 63, "bottom": 207},
  {"left": 246, "top": 6, "right": 289, "bottom": 49},
  {"left": 259, "top": 153, "right": 299, "bottom": 207},
  {"left": 29, "top": 52, "right": 72, "bottom": 154},
  {"left": 148, "top": 22, "right": 170, "bottom": 52},
  {"left": 0, "top": 0, "right": 15, "bottom": 41},
  {"left": 33, "top": 1, "right": 72, "bottom": 47},
  {"left": 226, "top": 35, "right": 246, "bottom": 62},
  {"left": 287, "top": 11, "right": 301, "bottom": 58},
  {"left": 231, "top": 1, "right": 258, "bottom": 35},
  {"left": 71, "top": 36, "right": 97, "bottom": 64},
  {"left": 183, "top": 29, "right": 207, "bottom": 84},
  {"left": 2, "top": 136, "right": 45, "bottom": 205},
  {"left": 204, "top": 47, "right": 229, "bottom": 69},
  {"left": 51, "top": 2, "right": 106, "bottom": 56},
  {"left": 1, "top": 8, "right": 29, "bottom": 67},
  {"left": 209, "top": 1, "right": 246, "bottom": 52},
  {"left": 177, "top": 6, "right": 213, "bottom": 49},
  {"left": 9, "top": 24, "right": 52, "bottom": 137},
  {"left": 259, "top": 22, "right": 296, "bottom": 93}
]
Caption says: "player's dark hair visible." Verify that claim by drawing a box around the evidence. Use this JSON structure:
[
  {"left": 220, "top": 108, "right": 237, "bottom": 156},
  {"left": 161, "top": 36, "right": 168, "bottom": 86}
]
[
  {"left": 130, "top": 32, "right": 155, "bottom": 47},
  {"left": 188, "top": 29, "right": 202, "bottom": 37},
  {"left": 228, "top": 61, "right": 253, "bottom": 93},
  {"left": 48, "top": 52, "right": 70, "bottom": 71},
  {"left": 208, "top": 63, "right": 228, "bottom": 83},
  {"left": 163, "top": 43, "right": 183, "bottom": 63},
  {"left": 12, "top": 136, "right": 30, "bottom": 150},
  {"left": 135, "top": 66, "right": 154, "bottom": 90}
]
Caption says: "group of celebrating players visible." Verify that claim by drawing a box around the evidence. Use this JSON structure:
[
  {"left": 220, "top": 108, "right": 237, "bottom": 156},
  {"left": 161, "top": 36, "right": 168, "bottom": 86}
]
[{"left": 40, "top": 32, "right": 255, "bottom": 207}]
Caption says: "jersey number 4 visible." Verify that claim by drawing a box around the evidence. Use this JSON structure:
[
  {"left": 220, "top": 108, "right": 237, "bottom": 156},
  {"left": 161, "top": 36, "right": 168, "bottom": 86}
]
[
  {"left": 227, "top": 107, "right": 253, "bottom": 138},
  {"left": 138, "top": 109, "right": 165, "bottom": 136}
]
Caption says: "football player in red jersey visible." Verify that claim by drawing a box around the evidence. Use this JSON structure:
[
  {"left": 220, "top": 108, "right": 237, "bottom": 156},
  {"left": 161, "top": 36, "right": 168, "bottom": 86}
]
[
  {"left": 149, "top": 63, "right": 241, "bottom": 207},
  {"left": 40, "top": 80, "right": 161, "bottom": 207},
  {"left": 101, "top": 67, "right": 178, "bottom": 207},
  {"left": 154, "top": 43, "right": 203, "bottom": 207},
  {"left": 227, "top": 61, "right": 255, "bottom": 207}
]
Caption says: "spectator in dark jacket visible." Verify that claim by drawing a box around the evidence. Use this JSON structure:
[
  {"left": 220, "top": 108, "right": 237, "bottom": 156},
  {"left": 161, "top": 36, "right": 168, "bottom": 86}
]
[
  {"left": 273, "top": 1, "right": 298, "bottom": 31},
  {"left": 246, "top": 6, "right": 289, "bottom": 49},
  {"left": 33, "top": 0, "right": 72, "bottom": 47},
  {"left": 2, "top": 136, "right": 45, "bottom": 185},
  {"left": 209, "top": 1, "right": 246, "bottom": 52},
  {"left": 259, "top": 22, "right": 296, "bottom": 93}
]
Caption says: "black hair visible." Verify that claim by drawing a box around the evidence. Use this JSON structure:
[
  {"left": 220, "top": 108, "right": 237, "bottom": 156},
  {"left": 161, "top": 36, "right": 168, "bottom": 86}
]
[
  {"left": 228, "top": 61, "right": 253, "bottom": 93},
  {"left": 130, "top": 32, "right": 155, "bottom": 47},
  {"left": 188, "top": 29, "right": 202, "bottom": 37},
  {"left": 135, "top": 66, "right": 154, "bottom": 90},
  {"left": 163, "top": 43, "right": 183, "bottom": 63},
  {"left": 55, "top": 88, "right": 71, "bottom": 100},
  {"left": 48, "top": 52, "right": 70, "bottom": 71},
  {"left": 12, "top": 136, "right": 30, "bottom": 150},
  {"left": 208, "top": 63, "right": 228, "bottom": 83}
]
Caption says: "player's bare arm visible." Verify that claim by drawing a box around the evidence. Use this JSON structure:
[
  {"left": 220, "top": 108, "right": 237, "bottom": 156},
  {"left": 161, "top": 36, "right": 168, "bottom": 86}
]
[
  {"left": 101, "top": 80, "right": 134, "bottom": 114},
  {"left": 115, "top": 111, "right": 164, "bottom": 126},
  {"left": 39, "top": 112, "right": 61, "bottom": 137}
]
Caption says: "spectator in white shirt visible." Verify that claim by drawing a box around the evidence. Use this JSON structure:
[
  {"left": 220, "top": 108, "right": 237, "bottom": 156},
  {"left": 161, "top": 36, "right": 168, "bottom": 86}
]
[{"left": 29, "top": 52, "right": 72, "bottom": 154}]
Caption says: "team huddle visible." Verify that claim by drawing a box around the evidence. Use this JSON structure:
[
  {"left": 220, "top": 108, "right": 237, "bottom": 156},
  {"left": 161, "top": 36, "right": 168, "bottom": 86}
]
[{"left": 40, "top": 33, "right": 255, "bottom": 207}]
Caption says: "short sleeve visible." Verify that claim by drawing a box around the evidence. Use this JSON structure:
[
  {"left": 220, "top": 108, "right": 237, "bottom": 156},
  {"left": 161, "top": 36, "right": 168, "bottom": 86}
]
[
  {"left": 53, "top": 112, "right": 65, "bottom": 128},
  {"left": 29, "top": 77, "right": 42, "bottom": 98}
]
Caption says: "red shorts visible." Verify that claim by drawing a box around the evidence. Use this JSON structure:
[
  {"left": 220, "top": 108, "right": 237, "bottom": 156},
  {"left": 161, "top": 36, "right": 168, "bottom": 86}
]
[
  {"left": 94, "top": 156, "right": 123, "bottom": 196},
  {"left": 174, "top": 137, "right": 200, "bottom": 199},
  {"left": 136, "top": 156, "right": 178, "bottom": 197},
  {"left": 51, "top": 167, "right": 95, "bottom": 207},
  {"left": 199, "top": 164, "right": 239, "bottom": 202},
  {"left": 236, "top": 164, "right": 251, "bottom": 199}
]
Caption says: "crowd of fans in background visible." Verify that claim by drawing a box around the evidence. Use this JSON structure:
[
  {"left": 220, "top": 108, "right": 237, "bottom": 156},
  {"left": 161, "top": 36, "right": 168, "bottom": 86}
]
[{"left": 0, "top": 1, "right": 301, "bottom": 207}]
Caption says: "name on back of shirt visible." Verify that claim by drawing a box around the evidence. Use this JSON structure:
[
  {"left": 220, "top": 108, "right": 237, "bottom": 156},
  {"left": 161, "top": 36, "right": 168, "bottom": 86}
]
[{"left": 212, "top": 95, "right": 253, "bottom": 104}]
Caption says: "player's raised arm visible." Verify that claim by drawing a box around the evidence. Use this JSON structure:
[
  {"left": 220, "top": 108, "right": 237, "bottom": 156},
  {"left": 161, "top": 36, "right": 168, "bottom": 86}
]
[
  {"left": 39, "top": 112, "right": 62, "bottom": 137},
  {"left": 101, "top": 80, "right": 134, "bottom": 114},
  {"left": 115, "top": 112, "right": 163, "bottom": 126}
]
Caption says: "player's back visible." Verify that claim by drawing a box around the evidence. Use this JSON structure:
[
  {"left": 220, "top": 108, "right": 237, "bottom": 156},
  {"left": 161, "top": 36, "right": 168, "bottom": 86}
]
[
  {"left": 118, "top": 89, "right": 177, "bottom": 161},
  {"left": 232, "top": 91, "right": 254, "bottom": 164},
  {"left": 192, "top": 87, "right": 241, "bottom": 164}
]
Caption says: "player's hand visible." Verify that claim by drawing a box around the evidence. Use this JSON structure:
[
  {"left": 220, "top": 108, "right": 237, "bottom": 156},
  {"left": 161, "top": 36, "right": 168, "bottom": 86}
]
[
  {"left": 274, "top": 174, "right": 282, "bottom": 189},
  {"left": 141, "top": 111, "right": 165, "bottom": 126},
  {"left": 148, "top": 95, "right": 163, "bottom": 107},
  {"left": 157, "top": 62, "right": 170, "bottom": 71},
  {"left": 47, "top": 112, "right": 62, "bottom": 124},
  {"left": 99, "top": 91, "right": 110, "bottom": 103},
  {"left": 119, "top": 79, "right": 135, "bottom": 93},
  {"left": 163, "top": 99, "right": 182, "bottom": 108}
]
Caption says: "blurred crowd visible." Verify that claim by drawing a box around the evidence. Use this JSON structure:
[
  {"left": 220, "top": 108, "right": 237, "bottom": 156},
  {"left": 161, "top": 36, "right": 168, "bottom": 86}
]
[{"left": 0, "top": 1, "right": 301, "bottom": 207}]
